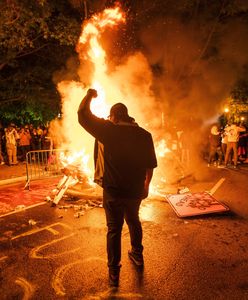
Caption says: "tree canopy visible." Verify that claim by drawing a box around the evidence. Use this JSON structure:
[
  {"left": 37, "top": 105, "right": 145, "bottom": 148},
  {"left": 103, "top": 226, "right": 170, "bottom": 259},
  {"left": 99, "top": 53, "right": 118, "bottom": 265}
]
[
  {"left": 1, "top": 0, "right": 248, "bottom": 126},
  {"left": 0, "top": 0, "right": 83, "bottom": 125}
]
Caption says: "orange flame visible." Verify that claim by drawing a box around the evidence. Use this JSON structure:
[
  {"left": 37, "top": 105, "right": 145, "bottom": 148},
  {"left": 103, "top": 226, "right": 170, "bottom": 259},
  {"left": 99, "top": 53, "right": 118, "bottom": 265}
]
[
  {"left": 56, "top": 5, "right": 169, "bottom": 189},
  {"left": 56, "top": 5, "right": 126, "bottom": 180}
]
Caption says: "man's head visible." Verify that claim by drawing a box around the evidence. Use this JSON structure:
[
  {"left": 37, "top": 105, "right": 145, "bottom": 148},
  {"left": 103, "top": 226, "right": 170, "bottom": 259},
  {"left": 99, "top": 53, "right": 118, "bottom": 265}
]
[
  {"left": 211, "top": 125, "right": 219, "bottom": 135},
  {"left": 109, "top": 103, "right": 134, "bottom": 124}
]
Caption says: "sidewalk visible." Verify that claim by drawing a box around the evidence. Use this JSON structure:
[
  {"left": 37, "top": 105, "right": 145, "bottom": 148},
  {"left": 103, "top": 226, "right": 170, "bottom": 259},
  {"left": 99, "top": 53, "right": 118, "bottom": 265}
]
[{"left": 0, "top": 163, "right": 27, "bottom": 185}]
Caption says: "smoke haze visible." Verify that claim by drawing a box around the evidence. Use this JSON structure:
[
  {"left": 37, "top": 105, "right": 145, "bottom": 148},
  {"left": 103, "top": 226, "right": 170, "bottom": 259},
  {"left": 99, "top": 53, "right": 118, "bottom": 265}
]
[{"left": 52, "top": 2, "right": 248, "bottom": 184}]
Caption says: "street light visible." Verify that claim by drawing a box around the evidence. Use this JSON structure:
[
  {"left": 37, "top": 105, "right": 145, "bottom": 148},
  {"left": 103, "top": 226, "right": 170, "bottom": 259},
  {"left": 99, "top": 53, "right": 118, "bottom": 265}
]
[{"left": 223, "top": 107, "right": 230, "bottom": 125}]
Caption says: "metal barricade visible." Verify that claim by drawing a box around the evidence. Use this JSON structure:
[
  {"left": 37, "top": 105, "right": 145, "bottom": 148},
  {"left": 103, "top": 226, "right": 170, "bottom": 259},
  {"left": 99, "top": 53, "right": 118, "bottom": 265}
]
[{"left": 25, "top": 149, "right": 66, "bottom": 189}]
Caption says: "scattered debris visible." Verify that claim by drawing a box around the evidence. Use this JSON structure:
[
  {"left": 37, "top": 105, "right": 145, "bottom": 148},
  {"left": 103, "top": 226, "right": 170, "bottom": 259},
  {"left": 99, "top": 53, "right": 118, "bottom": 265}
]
[
  {"left": 74, "top": 211, "right": 85, "bottom": 218},
  {"left": 48, "top": 196, "right": 103, "bottom": 218},
  {"left": 15, "top": 205, "right": 26, "bottom": 211},
  {"left": 58, "top": 205, "right": 74, "bottom": 209},
  {"left": 44, "top": 164, "right": 103, "bottom": 215},
  {"left": 177, "top": 187, "right": 190, "bottom": 194},
  {"left": 28, "top": 219, "right": 37, "bottom": 226},
  {"left": 45, "top": 196, "right": 52, "bottom": 202}
]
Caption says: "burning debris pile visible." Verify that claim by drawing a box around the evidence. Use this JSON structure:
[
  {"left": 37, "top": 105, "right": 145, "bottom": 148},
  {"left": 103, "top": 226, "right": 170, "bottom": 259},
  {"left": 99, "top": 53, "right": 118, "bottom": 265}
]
[
  {"left": 45, "top": 163, "right": 102, "bottom": 217},
  {"left": 48, "top": 4, "right": 196, "bottom": 205}
]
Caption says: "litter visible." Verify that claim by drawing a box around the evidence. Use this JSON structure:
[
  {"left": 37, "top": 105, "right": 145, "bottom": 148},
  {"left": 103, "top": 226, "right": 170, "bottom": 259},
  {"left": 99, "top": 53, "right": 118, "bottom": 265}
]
[
  {"left": 74, "top": 211, "right": 85, "bottom": 218},
  {"left": 15, "top": 205, "right": 26, "bottom": 211},
  {"left": 177, "top": 187, "right": 190, "bottom": 194},
  {"left": 28, "top": 219, "right": 37, "bottom": 226}
]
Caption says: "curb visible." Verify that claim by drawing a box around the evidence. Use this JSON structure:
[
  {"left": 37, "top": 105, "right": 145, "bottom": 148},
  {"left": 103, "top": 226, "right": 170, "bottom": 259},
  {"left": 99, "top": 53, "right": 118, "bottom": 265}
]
[{"left": 0, "top": 176, "right": 26, "bottom": 186}]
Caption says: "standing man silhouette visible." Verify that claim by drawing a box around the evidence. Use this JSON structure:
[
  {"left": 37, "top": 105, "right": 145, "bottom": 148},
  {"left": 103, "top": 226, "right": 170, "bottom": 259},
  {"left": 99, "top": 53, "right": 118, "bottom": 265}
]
[{"left": 78, "top": 89, "right": 157, "bottom": 287}]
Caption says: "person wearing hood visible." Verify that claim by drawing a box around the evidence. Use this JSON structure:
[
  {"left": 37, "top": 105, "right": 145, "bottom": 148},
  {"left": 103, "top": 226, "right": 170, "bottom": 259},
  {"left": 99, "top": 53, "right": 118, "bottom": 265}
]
[
  {"left": 224, "top": 123, "right": 246, "bottom": 168},
  {"left": 78, "top": 89, "right": 157, "bottom": 287},
  {"left": 207, "top": 125, "right": 223, "bottom": 167}
]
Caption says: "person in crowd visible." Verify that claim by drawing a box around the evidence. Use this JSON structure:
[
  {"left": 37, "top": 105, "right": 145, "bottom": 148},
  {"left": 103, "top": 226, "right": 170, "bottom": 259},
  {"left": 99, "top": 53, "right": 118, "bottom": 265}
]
[
  {"left": 0, "top": 136, "right": 4, "bottom": 165},
  {"left": 18, "top": 126, "right": 31, "bottom": 162},
  {"left": 0, "top": 123, "right": 5, "bottom": 165},
  {"left": 31, "top": 128, "right": 40, "bottom": 150},
  {"left": 237, "top": 131, "right": 248, "bottom": 163},
  {"left": 41, "top": 127, "right": 52, "bottom": 150},
  {"left": 36, "top": 125, "right": 43, "bottom": 150},
  {"left": 29, "top": 124, "right": 35, "bottom": 151},
  {"left": 77, "top": 89, "right": 157, "bottom": 287},
  {"left": 224, "top": 122, "right": 246, "bottom": 168},
  {"left": 5, "top": 123, "right": 19, "bottom": 166},
  {"left": 207, "top": 125, "right": 223, "bottom": 167},
  {"left": 221, "top": 126, "right": 228, "bottom": 157}
]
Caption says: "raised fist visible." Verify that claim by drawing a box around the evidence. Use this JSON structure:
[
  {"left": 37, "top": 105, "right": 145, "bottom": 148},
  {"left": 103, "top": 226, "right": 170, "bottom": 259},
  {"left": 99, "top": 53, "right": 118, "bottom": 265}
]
[{"left": 87, "top": 89, "right": 98, "bottom": 98}]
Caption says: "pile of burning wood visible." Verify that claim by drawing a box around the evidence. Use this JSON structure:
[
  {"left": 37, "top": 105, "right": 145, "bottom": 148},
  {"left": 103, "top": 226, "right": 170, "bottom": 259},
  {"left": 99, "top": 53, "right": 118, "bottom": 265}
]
[{"left": 46, "top": 165, "right": 102, "bottom": 216}]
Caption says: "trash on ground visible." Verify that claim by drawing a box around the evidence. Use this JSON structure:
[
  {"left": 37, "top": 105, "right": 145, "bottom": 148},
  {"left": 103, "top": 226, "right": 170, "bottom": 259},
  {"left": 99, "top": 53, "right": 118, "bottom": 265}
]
[
  {"left": 177, "top": 187, "right": 190, "bottom": 194},
  {"left": 74, "top": 211, "right": 85, "bottom": 218},
  {"left": 45, "top": 196, "right": 52, "bottom": 202},
  {"left": 15, "top": 205, "right": 26, "bottom": 211},
  {"left": 28, "top": 219, "right": 37, "bottom": 226}
]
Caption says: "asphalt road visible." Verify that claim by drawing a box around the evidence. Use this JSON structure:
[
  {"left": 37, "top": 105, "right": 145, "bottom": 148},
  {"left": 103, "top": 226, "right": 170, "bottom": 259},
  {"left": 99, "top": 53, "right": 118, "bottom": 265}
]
[{"left": 0, "top": 165, "right": 248, "bottom": 299}]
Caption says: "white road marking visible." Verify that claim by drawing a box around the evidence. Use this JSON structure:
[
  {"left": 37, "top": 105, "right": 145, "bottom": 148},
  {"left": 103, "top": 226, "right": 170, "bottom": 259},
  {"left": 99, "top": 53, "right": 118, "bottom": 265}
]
[
  {"left": 209, "top": 177, "right": 226, "bottom": 195},
  {"left": 52, "top": 257, "right": 107, "bottom": 296},
  {"left": 0, "top": 202, "right": 46, "bottom": 218},
  {"left": 0, "top": 255, "right": 8, "bottom": 262},
  {"left": 29, "top": 233, "right": 78, "bottom": 259},
  {"left": 15, "top": 277, "right": 36, "bottom": 300},
  {"left": 11, "top": 222, "right": 72, "bottom": 240}
]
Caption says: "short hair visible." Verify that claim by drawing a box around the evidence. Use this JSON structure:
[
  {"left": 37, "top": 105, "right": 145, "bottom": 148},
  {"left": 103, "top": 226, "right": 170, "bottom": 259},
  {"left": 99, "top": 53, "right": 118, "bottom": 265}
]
[{"left": 109, "top": 103, "right": 135, "bottom": 123}]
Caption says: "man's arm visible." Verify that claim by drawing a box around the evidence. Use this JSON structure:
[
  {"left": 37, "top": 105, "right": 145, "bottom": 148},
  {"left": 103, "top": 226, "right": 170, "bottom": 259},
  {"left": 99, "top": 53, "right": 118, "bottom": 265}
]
[
  {"left": 237, "top": 126, "right": 246, "bottom": 132},
  {"left": 78, "top": 89, "right": 98, "bottom": 127},
  {"left": 142, "top": 168, "right": 154, "bottom": 199},
  {"left": 77, "top": 89, "right": 108, "bottom": 141}
]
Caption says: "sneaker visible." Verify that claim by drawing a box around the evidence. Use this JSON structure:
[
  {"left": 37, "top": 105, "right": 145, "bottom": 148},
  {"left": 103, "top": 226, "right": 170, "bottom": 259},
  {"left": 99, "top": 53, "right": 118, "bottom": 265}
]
[
  {"left": 217, "top": 165, "right": 225, "bottom": 168},
  {"left": 128, "top": 250, "right": 144, "bottom": 266},
  {"left": 109, "top": 269, "right": 120, "bottom": 287}
]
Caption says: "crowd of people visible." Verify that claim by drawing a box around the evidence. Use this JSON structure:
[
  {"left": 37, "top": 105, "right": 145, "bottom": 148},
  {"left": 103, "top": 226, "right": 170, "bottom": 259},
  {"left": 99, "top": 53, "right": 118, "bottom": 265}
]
[
  {"left": 207, "top": 122, "right": 247, "bottom": 168},
  {"left": 0, "top": 123, "right": 52, "bottom": 166},
  {"left": 0, "top": 120, "right": 247, "bottom": 170}
]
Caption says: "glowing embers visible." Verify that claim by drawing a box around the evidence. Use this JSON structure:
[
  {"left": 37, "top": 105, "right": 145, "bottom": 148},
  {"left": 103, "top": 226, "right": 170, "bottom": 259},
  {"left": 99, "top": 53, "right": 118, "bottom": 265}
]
[
  {"left": 59, "top": 150, "right": 91, "bottom": 176},
  {"left": 155, "top": 139, "right": 171, "bottom": 158},
  {"left": 79, "top": 6, "right": 125, "bottom": 44}
]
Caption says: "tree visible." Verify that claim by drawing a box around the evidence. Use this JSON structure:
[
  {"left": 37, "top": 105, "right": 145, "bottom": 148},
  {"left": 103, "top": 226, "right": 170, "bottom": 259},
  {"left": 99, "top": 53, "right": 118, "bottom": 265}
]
[{"left": 0, "top": 0, "right": 83, "bottom": 125}]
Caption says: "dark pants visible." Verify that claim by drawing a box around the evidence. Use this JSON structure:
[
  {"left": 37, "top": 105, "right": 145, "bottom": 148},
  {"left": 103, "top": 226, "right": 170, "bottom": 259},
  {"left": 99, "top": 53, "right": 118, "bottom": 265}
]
[
  {"left": 20, "top": 145, "right": 30, "bottom": 161},
  {"left": 103, "top": 190, "right": 143, "bottom": 270},
  {"left": 208, "top": 145, "right": 223, "bottom": 164}
]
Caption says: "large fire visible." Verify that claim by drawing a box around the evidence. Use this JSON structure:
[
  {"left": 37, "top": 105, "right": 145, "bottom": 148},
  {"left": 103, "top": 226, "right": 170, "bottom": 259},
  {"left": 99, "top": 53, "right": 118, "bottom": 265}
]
[{"left": 54, "top": 4, "right": 174, "bottom": 191}]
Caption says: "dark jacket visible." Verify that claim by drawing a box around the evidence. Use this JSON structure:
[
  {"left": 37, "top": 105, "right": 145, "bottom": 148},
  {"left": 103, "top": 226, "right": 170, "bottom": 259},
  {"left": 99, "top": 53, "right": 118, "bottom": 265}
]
[
  {"left": 78, "top": 94, "right": 157, "bottom": 198},
  {"left": 209, "top": 133, "right": 221, "bottom": 148}
]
